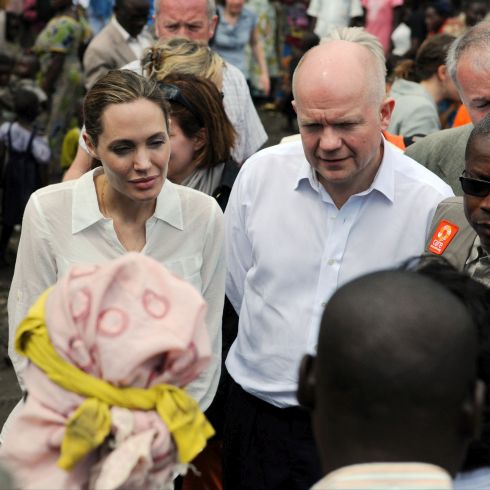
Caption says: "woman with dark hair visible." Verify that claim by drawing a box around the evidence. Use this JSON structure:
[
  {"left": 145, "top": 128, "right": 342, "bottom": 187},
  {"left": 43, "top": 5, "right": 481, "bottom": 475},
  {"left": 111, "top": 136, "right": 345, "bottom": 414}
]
[
  {"left": 6, "top": 70, "right": 225, "bottom": 422},
  {"left": 159, "top": 73, "right": 238, "bottom": 211},
  {"left": 388, "top": 33, "right": 459, "bottom": 139},
  {"left": 156, "top": 73, "right": 238, "bottom": 490}
]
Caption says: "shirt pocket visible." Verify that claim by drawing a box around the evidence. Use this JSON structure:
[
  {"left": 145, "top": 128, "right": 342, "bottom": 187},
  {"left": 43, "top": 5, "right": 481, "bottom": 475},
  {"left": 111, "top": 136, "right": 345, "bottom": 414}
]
[{"left": 164, "top": 255, "right": 203, "bottom": 293}]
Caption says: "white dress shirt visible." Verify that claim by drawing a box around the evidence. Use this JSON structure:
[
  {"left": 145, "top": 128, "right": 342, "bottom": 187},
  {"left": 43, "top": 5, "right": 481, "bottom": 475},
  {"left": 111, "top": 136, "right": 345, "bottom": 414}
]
[
  {"left": 225, "top": 139, "right": 454, "bottom": 407},
  {"left": 79, "top": 59, "right": 267, "bottom": 165},
  {"left": 8, "top": 168, "right": 225, "bottom": 411}
]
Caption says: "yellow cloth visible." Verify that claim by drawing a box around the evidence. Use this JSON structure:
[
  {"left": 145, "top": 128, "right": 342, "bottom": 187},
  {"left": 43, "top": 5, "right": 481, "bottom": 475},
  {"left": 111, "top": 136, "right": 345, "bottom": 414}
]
[
  {"left": 60, "top": 127, "right": 81, "bottom": 170},
  {"left": 15, "top": 289, "right": 215, "bottom": 471}
]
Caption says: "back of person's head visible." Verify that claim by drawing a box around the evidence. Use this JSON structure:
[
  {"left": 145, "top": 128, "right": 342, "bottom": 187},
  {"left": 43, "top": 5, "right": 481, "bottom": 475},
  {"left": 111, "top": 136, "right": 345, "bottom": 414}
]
[
  {"left": 446, "top": 20, "right": 490, "bottom": 84},
  {"left": 405, "top": 256, "right": 490, "bottom": 473},
  {"left": 394, "top": 33, "right": 455, "bottom": 82},
  {"left": 83, "top": 69, "right": 170, "bottom": 147},
  {"left": 160, "top": 73, "right": 236, "bottom": 168},
  {"left": 298, "top": 268, "right": 484, "bottom": 476},
  {"left": 142, "top": 37, "right": 224, "bottom": 88},
  {"left": 319, "top": 27, "right": 386, "bottom": 104},
  {"left": 14, "top": 88, "right": 40, "bottom": 122}
]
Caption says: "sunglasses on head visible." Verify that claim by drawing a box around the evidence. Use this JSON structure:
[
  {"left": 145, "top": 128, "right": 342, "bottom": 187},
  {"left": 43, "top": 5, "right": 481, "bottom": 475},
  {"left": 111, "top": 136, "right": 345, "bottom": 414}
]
[
  {"left": 158, "top": 82, "right": 204, "bottom": 127},
  {"left": 459, "top": 171, "right": 490, "bottom": 198}
]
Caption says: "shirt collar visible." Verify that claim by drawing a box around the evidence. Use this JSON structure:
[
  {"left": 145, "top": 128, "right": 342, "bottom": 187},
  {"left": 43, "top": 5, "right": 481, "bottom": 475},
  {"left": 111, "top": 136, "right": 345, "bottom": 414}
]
[
  {"left": 467, "top": 236, "right": 490, "bottom": 264},
  {"left": 72, "top": 168, "right": 184, "bottom": 234},
  {"left": 313, "top": 462, "right": 452, "bottom": 490},
  {"left": 294, "top": 136, "right": 395, "bottom": 203}
]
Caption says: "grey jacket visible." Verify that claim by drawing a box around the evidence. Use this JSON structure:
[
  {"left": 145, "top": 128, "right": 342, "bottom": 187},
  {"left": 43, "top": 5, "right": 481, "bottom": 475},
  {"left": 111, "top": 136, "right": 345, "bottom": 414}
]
[
  {"left": 405, "top": 124, "right": 473, "bottom": 196},
  {"left": 83, "top": 22, "right": 141, "bottom": 90},
  {"left": 388, "top": 78, "right": 440, "bottom": 138},
  {"left": 425, "top": 196, "right": 477, "bottom": 269}
]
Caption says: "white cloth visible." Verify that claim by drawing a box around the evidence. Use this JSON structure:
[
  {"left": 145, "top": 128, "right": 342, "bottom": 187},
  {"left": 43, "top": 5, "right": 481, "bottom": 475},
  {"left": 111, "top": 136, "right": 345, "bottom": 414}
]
[
  {"left": 391, "top": 22, "right": 411, "bottom": 56},
  {"left": 8, "top": 167, "right": 225, "bottom": 412},
  {"left": 0, "top": 122, "right": 51, "bottom": 164},
  {"left": 78, "top": 59, "right": 267, "bottom": 164},
  {"left": 110, "top": 16, "right": 153, "bottom": 61},
  {"left": 225, "top": 138, "right": 454, "bottom": 408},
  {"left": 307, "top": 0, "right": 363, "bottom": 38}
]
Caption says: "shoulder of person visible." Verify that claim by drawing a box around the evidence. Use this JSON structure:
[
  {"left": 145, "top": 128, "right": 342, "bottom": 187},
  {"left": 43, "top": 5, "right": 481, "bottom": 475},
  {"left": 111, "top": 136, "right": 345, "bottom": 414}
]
[
  {"left": 390, "top": 143, "right": 454, "bottom": 196},
  {"left": 433, "top": 196, "right": 465, "bottom": 220},
  {"left": 170, "top": 180, "right": 221, "bottom": 206},
  {"left": 236, "top": 140, "right": 306, "bottom": 187},
  {"left": 405, "top": 124, "right": 473, "bottom": 158}
]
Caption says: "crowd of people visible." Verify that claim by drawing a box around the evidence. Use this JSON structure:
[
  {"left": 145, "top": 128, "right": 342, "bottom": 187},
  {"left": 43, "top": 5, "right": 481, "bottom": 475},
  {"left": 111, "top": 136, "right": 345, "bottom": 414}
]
[{"left": 0, "top": 0, "right": 490, "bottom": 489}]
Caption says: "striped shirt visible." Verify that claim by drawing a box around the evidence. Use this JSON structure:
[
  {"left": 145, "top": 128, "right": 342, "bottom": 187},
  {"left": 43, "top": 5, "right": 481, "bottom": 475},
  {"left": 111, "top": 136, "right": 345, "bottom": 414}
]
[{"left": 312, "top": 463, "right": 452, "bottom": 489}]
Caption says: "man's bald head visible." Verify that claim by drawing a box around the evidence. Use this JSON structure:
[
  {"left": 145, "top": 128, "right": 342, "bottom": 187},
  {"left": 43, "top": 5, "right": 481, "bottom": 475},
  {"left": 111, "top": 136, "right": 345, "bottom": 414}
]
[{"left": 292, "top": 27, "right": 386, "bottom": 106}]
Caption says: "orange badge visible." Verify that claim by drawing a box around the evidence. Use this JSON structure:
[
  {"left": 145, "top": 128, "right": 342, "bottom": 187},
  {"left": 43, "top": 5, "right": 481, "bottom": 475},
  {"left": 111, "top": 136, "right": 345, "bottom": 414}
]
[{"left": 428, "top": 220, "right": 459, "bottom": 255}]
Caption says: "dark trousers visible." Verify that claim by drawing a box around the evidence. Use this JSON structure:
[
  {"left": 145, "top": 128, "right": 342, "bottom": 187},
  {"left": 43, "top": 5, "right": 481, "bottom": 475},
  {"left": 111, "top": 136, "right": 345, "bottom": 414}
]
[{"left": 223, "top": 380, "right": 322, "bottom": 490}]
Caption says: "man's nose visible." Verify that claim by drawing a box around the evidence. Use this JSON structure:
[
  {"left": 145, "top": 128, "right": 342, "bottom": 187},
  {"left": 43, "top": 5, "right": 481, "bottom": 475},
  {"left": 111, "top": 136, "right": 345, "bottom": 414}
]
[{"left": 319, "top": 126, "right": 342, "bottom": 152}]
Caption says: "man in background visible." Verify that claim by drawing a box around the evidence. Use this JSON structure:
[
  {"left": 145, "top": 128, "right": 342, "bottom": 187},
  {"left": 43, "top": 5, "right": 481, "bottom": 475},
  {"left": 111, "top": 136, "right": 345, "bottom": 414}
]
[
  {"left": 83, "top": 0, "right": 153, "bottom": 90},
  {"left": 298, "top": 268, "right": 485, "bottom": 489}
]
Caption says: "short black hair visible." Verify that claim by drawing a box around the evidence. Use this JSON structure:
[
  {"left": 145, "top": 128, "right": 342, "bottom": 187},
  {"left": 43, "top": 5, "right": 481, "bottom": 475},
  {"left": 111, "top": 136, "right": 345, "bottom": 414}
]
[
  {"left": 404, "top": 255, "right": 490, "bottom": 470},
  {"left": 13, "top": 89, "right": 40, "bottom": 122}
]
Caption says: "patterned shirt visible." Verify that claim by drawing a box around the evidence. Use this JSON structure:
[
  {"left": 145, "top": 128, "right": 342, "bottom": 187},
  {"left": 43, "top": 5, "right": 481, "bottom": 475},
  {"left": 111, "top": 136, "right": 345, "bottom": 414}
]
[{"left": 465, "top": 236, "right": 490, "bottom": 288}]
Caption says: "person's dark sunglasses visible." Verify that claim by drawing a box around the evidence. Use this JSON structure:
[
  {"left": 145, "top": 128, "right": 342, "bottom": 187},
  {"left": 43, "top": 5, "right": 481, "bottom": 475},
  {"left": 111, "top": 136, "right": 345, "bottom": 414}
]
[
  {"left": 158, "top": 83, "right": 204, "bottom": 127},
  {"left": 459, "top": 171, "right": 490, "bottom": 198}
]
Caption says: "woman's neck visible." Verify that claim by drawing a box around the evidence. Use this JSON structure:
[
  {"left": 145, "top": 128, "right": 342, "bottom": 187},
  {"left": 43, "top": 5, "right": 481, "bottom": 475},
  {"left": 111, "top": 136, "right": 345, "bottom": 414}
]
[
  {"left": 224, "top": 6, "right": 240, "bottom": 23},
  {"left": 96, "top": 173, "right": 156, "bottom": 224},
  {"left": 95, "top": 173, "right": 156, "bottom": 252},
  {"left": 420, "top": 77, "right": 443, "bottom": 104}
]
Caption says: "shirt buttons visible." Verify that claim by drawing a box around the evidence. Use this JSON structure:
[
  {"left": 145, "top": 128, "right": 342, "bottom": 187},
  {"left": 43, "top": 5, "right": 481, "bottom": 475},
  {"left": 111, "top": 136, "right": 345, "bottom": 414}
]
[{"left": 327, "top": 259, "right": 336, "bottom": 266}]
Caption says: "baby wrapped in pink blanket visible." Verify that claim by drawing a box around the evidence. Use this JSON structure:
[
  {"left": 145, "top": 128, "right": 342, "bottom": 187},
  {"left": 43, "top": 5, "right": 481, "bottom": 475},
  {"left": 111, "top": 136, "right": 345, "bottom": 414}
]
[{"left": 0, "top": 253, "right": 214, "bottom": 489}]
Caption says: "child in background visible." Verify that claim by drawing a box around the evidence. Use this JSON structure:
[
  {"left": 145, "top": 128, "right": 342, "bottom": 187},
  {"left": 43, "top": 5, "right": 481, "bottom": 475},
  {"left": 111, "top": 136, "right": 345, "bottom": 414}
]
[
  {"left": 0, "top": 88, "right": 50, "bottom": 264},
  {"left": 0, "top": 253, "right": 215, "bottom": 489},
  {"left": 12, "top": 51, "right": 48, "bottom": 130}
]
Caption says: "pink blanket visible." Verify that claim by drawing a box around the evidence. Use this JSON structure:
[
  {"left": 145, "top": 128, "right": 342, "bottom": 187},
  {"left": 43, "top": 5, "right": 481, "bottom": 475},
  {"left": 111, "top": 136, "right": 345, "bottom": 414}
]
[{"left": 0, "top": 253, "right": 211, "bottom": 489}]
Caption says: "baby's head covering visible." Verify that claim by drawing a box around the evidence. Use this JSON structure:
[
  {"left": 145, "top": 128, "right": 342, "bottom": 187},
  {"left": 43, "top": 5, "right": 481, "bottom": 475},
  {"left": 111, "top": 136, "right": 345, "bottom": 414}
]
[
  {"left": 12, "top": 253, "right": 214, "bottom": 489},
  {"left": 45, "top": 252, "right": 210, "bottom": 388}
]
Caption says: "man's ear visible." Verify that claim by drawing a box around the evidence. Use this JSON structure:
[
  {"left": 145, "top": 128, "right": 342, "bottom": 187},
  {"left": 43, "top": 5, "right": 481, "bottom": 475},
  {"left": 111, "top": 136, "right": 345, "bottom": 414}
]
[
  {"left": 208, "top": 14, "right": 218, "bottom": 40},
  {"left": 292, "top": 99, "right": 297, "bottom": 115},
  {"left": 297, "top": 354, "right": 316, "bottom": 409},
  {"left": 460, "top": 379, "right": 486, "bottom": 440},
  {"left": 380, "top": 97, "right": 395, "bottom": 131},
  {"left": 82, "top": 132, "right": 98, "bottom": 160}
]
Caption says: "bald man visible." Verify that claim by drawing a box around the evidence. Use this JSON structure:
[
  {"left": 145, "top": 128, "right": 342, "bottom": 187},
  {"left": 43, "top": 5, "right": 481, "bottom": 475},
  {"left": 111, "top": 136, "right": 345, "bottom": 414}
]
[
  {"left": 298, "top": 268, "right": 485, "bottom": 489},
  {"left": 223, "top": 27, "right": 453, "bottom": 488}
]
